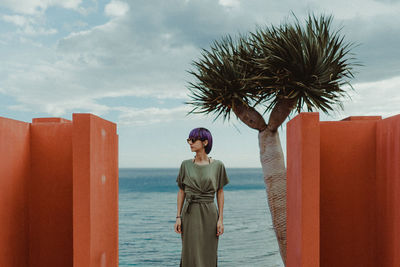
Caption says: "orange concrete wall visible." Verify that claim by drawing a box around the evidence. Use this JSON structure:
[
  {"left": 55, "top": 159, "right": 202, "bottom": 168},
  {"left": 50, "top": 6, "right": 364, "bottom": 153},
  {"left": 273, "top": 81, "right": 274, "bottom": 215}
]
[
  {"left": 0, "top": 117, "right": 30, "bottom": 267},
  {"left": 287, "top": 112, "right": 400, "bottom": 267},
  {"left": 73, "top": 114, "right": 119, "bottom": 267},
  {"left": 319, "top": 117, "right": 379, "bottom": 267},
  {"left": 376, "top": 114, "right": 400, "bottom": 266},
  {"left": 0, "top": 113, "right": 118, "bottom": 267},
  {"left": 287, "top": 112, "right": 320, "bottom": 267},
  {"left": 29, "top": 119, "right": 73, "bottom": 267}
]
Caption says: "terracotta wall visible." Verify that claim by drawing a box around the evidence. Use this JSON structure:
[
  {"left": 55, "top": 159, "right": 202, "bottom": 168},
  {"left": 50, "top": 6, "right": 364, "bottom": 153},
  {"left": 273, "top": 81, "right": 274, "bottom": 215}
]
[
  {"left": 0, "top": 114, "right": 118, "bottom": 267},
  {"left": 286, "top": 112, "right": 320, "bottom": 267},
  {"left": 73, "top": 114, "right": 119, "bottom": 267},
  {"left": 376, "top": 115, "right": 400, "bottom": 266},
  {"left": 30, "top": 119, "right": 74, "bottom": 267},
  {"left": 319, "top": 117, "right": 379, "bottom": 267},
  {"left": 0, "top": 117, "right": 30, "bottom": 267},
  {"left": 287, "top": 112, "right": 400, "bottom": 267}
]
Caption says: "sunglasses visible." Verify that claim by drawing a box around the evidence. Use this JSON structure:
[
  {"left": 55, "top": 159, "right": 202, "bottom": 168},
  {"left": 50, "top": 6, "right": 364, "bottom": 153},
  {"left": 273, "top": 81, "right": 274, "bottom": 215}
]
[{"left": 186, "top": 137, "right": 204, "bottom": 144}]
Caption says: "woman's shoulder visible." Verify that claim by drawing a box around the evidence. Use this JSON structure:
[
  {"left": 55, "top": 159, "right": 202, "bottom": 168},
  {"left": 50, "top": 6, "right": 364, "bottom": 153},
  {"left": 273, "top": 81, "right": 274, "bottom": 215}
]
[
  {"left": 211, "top": 158, "right": 224, "bottom": 165},
  {"left": 180, "top": 159, "right": 193, "bottom": 165}
]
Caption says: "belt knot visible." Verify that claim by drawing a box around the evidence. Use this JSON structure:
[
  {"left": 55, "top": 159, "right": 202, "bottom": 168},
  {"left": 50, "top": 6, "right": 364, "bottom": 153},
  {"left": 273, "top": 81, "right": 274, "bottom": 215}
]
[{"left": 183, "top": 194, "right": 214, "bottom": 214}]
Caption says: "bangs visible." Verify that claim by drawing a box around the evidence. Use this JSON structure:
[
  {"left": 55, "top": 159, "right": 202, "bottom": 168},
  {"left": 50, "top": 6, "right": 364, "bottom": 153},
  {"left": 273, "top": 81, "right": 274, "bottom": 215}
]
[{"left": 189, "top": 128, "right": 206, "bottom": 140}]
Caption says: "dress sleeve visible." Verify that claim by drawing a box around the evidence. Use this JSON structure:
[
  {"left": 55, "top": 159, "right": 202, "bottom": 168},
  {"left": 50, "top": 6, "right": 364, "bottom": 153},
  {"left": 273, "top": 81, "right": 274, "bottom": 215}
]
[
  {"left": 218, "top": 162, "right": 229, "bottom": 190},
  {"left": 176, "top": 161, "right": 185, "bottom": 190}
]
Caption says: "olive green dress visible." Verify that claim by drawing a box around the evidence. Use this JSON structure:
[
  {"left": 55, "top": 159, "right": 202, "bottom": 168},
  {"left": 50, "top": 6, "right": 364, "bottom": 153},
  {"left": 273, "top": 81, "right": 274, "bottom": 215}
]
[{"left": 176, "top": 158, "right": 229, "bottom": 267}]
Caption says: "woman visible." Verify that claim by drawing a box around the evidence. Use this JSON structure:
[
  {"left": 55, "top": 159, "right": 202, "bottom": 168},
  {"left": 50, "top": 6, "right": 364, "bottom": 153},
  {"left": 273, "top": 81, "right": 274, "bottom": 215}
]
[{"left": 174, "top": 127, "right": 229, "bottom": 267}]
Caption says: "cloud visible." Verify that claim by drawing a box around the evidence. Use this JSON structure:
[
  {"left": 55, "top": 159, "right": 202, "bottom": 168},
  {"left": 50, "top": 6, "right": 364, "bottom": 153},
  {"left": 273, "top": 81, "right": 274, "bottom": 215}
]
[
  {"left": 104, "top": 0, "right": 130, "bottom": 17},
  {"left": 340, "top": 76, "right": 400, "bottom": 119},
  {"left": 310, "top": 0, "right": 400, "bottom": 20},
  {"left": 338, "top": 14, "right": 400, "bottom": 82},
  {"left": 115, "top": 105, "right": 191, "bottom": 125},
  {"left": 8, "top": 99, "right": 111, "bottom": 117},
  {"left": 2, "top": 14, "right": 29, "bottom": 26},
  {"left": 374, "top": 0, "right": 400, "bottom": 3},
  {"left": 2, "top": 14, "right": 57, "bottom": 36},
  {"left": 0, "top": 0, "right": 399, "bottom": 122},
  {"left": 0, "top": 0, "right": 83, "bottom": 15},
  {"left": 218, "top": 0, "right": 240, "bottom": 8}
]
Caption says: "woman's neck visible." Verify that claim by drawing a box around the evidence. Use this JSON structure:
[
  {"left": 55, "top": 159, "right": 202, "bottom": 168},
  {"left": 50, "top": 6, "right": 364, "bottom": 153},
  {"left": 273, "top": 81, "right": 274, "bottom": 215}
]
[{"left": 194, "top": 152, "right": 209, "bottom": 163}]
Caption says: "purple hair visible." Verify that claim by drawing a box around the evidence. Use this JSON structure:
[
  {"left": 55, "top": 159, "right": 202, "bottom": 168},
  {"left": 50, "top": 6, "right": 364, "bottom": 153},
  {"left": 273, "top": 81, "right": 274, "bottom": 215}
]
[{"left": 189, "top": 127, "right": 213, "bottom": 154}]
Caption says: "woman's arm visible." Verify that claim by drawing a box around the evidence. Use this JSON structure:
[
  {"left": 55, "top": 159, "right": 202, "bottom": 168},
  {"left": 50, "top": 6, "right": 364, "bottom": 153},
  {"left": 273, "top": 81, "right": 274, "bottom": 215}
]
[
  {"left": 216, "top": 188, "right": 225, "bottom": 236},
  {"left": 174, "top": 188, "right": 185, "bottom": 234},
  {"left": 176, "top": 188, "right": 185, "bottom": 217}
]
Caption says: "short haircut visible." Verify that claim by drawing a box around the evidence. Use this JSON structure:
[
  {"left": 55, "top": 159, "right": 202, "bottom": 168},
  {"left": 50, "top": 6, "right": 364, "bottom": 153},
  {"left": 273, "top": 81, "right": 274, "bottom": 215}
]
[{"left": 188, "top": 127, "right": 213, "bottom": 154}]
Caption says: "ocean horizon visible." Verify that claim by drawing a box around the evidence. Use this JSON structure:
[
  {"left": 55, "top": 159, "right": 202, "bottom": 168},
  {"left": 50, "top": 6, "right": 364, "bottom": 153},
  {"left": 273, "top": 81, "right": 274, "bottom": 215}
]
[{"left": 118, "top": 167, "right": 284, "bottom": 267}]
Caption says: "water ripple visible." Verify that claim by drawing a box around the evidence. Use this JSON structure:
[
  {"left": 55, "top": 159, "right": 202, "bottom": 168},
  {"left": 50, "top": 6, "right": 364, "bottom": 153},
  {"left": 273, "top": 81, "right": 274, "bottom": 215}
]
[{"left": 119, "top": 189, "right": 284, "bottom": 266}]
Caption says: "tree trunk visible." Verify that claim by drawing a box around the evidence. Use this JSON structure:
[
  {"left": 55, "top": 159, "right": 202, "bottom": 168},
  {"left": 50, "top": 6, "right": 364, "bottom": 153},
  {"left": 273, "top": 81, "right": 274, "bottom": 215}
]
[
  {"left": 231, "top": 100, "right": 288, "bottom": 265},
  {"left": 258, "top": 127, "right": 287, "bottom": 265}
]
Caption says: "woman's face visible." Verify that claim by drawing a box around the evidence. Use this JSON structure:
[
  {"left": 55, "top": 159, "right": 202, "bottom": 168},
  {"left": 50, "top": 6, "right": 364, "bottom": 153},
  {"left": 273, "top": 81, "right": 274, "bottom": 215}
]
[{"left": 188, "top": 138, "right": 208, "bottom": 153}]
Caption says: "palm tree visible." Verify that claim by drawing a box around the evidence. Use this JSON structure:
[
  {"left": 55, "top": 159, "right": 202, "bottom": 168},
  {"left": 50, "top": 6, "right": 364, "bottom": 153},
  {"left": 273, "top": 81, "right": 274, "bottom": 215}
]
[{"left": 185, "top": 13, "right": 358, "bottom": 265}]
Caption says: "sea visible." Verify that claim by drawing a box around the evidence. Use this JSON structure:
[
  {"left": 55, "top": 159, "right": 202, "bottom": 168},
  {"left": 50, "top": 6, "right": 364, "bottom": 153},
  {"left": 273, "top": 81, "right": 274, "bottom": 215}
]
[{"left": 118, "top": 168, "right": 285, "bottom": 267}]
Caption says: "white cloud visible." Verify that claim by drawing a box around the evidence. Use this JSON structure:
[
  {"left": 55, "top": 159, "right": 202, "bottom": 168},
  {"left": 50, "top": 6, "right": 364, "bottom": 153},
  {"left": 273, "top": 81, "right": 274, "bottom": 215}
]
[
  {"left": 8, "top": 90, "right": 112, "bottom": 117},
  {"left": 104, "top": 0, "right": 130, "bottom": 17},
  {"left": 18, "top": 25, "right": 57, "bottom": 35},
  {"left": 116, "top": 105, "right": 191, "bottom": 125},
  {"left": 218, "top": 0, "right": 240, "bottom": 8},
  {"left": 1, "top": 0, "right": 400, "bottom": 122},
  {"left": 311, "top": 0, "right": 400, "bottom": 20},
  {"left": 340, "top": 76, "right": 400, "bottom": 119},
  {"left": 2, "top": 14, "right": 57, "bottom": 36},
  {"left": 0, "top": 0, "right": 83, "bottom": 15},
  {"left": 2, "top": 14, "right": 29, "bottom": 26}
]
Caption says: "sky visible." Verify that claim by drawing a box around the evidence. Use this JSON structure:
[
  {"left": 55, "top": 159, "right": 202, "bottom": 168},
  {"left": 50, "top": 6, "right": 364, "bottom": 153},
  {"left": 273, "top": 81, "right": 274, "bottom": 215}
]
[{"left": 0, "top": 0, "right": 399, "bottom": 168}]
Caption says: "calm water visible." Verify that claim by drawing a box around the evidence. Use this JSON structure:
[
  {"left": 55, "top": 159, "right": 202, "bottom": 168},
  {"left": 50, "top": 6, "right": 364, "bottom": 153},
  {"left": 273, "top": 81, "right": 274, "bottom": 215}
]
[{"left": 119, "top": 168, "right": 284, "bottom": 267}]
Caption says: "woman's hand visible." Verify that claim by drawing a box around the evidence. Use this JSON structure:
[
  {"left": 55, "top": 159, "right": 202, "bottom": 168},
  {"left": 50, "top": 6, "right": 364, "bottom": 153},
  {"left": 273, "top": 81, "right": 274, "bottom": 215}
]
[
  {"left": 174, "top": 218, "right": 182, "bottom": 234},
  {"left": 217, "top": 219, "right": 224, "bottom": 236}
]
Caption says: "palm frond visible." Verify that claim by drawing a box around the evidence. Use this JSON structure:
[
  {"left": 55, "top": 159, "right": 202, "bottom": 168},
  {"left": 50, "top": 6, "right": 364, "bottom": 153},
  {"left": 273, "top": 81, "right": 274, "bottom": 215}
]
[
  {"left": 250, "top": 13, "right": 359, "bottom": 116},
  {"left": 186, "top": 13, "right": 359, "bottom": 122},
  {"left": 186, "top": 34, "right": 262, "bottom": 121}
]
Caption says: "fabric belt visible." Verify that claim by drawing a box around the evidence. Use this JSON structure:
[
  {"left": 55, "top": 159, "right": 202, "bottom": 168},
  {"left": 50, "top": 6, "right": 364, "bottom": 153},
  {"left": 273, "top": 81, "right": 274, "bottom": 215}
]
[{"left": 184, "top": 194, "right": 214, "bottom": 214}]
